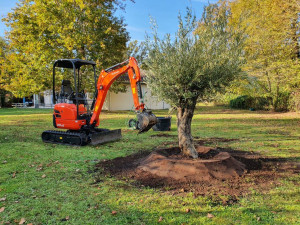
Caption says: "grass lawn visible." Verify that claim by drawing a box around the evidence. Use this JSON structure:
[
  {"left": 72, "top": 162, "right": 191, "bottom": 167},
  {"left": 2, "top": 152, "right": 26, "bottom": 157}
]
[{"left": 0, "top": 106, "right": 299, "bottom": 224}]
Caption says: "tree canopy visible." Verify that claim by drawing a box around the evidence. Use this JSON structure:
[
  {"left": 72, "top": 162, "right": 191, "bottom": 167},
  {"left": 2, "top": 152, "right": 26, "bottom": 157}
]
[
  {"left": 0, "top": 37, "right": 8, "bottom": 90},
  {"left": 145, "top": 5, "right": 244, "bottom": 108},
  {"left": 2, "top": 0, "right": 129, "bottom": 97}
]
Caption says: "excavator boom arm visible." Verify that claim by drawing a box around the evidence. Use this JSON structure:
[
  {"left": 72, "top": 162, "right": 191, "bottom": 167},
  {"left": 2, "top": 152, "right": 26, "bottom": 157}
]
[{"left": 90, "top": 57, "right": 145, "bottom": 126}]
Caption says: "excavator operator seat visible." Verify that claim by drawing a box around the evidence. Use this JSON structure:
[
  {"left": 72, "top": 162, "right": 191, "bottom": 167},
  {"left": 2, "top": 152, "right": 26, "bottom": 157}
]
[
  {"left": 61, "top": 80, "right": 72, "bottom": 95},
  {"left": 57, "top": 80, "right": 73, "bottom": 103}
]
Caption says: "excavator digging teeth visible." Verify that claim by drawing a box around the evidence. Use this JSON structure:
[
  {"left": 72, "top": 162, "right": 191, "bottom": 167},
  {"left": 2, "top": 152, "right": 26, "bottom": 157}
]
[
  {"left": 89, "top": 128, "right": 122, "bottom": 145},
  {"left": 137, "top": 110, "right": 157, "bottom": 133}
]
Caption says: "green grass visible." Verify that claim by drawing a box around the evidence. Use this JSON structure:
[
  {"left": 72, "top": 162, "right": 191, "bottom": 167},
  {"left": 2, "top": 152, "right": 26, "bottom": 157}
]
[{"left": 0, "top": 106, "right": 299, "bottom": 224}]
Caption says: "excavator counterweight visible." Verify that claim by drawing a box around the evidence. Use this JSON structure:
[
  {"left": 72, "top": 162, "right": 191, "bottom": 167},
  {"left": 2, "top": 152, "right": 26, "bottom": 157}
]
[{"left": 42, "top": 57, "right": 157, "bottom": 146}]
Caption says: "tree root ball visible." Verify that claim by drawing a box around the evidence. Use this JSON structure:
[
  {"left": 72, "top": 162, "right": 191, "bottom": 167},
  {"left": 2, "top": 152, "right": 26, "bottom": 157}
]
[{"left": 138, "top": 148, "right": 246, "bottom": 182}]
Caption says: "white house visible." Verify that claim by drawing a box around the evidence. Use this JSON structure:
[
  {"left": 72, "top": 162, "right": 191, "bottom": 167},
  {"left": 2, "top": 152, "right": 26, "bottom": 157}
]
[{"left": 41, "top": 83, "right": 170, "bottom": 111}]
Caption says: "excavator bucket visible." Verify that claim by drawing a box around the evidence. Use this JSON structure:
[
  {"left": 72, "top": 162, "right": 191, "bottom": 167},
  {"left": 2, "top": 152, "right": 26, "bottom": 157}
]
[{"left": 137, "top": 110, "right": 157, "bottom": 133}]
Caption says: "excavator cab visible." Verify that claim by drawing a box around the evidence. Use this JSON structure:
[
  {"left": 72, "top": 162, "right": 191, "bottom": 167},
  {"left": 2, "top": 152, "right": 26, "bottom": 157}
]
[
  {"left": 42, "top": 57, "right": 157, "bottom": 146},
  {"left": 51, "top": 59, "right": 96, "bottom": 130}
]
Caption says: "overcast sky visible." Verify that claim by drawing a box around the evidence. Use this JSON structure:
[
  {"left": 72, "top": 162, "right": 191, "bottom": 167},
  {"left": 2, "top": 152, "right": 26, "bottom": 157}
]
[{"left": 0, "top": 0, "right": 217, "bottom": 41}]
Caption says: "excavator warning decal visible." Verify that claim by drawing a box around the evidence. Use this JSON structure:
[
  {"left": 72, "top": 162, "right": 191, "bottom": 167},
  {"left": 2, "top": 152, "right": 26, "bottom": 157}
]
[{"left": 132, "top": 88, "right": 136, "bottom": 94}]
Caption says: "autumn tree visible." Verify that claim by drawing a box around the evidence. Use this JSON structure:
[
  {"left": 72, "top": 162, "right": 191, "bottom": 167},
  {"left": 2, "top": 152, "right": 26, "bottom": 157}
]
[
  {"left": 0, "top": 37, "right": 10, "bottom": 107},
  {"left": 229, "top": 0, "right": 300, "bottom": 111},
  {"left": 0, "top": 37, "right": 8, "bottom": 89},
  {"left": 145, "top": 5, "right": 244, "bottom": 158},
  {"left": 2, "top": 0, "right": 129, "bottom": 97}
]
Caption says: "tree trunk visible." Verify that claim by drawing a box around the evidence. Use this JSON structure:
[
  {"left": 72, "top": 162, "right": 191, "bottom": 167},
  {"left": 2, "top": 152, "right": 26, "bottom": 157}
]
[{"left": 177, "top": 105, "right": 198, "bottom": 159}]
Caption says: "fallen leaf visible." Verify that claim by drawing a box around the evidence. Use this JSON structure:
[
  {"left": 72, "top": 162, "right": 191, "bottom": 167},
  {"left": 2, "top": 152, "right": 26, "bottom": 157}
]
[
  {"left": 41, "top": 174, "right": 46, "bottom": 178},
  {"left": 75, "top": 169, "right": 80, "bottom": 172},
  {"left": 12, "top": 172, "right": 16, "bottom": 178},
  {"left": 207, "top": 213, "right": 214, "bottom": 218},
  {"left": 0, "top": 197, "right": 6, "bottom": 202},
  {"left": 27, "top": 223, "right": 33, "bottom": 225},
  {"left": 2, "top": 160, "right": 7, "bottom": 164},
  {"left": 158, "top": 216, "right": 163, "bottom": 222},
  {"left": 65, "top": 216, "right": 70, "bottom": 220},
  {"left": 185, "top": 208, "right": 190, "bottom": 213},
  {"left": 0, "top": 207, "right": 5, "bottom": 213},
  {"left": 111, "top": 211, "right": 117, "bottom": 215},
  {"left": 36, "top": 167, "right": 43, "bottom": 171},
  {"left": 19, "top": 218, "right": 26, "bottom": 224},
  {"left": 257, "top": 217, "right": 261, "bottom": 221}
]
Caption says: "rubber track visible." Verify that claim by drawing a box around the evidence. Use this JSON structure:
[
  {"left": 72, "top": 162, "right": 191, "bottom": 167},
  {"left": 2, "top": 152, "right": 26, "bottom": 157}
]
[{"left": 42, "top": 130, "right": 88, "bottom": 146}]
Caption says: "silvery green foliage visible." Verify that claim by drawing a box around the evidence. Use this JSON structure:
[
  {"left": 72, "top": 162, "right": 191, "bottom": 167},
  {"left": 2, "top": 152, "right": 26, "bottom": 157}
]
[{"left": 145, "top": 5, "right": 244, "bottom": 108}]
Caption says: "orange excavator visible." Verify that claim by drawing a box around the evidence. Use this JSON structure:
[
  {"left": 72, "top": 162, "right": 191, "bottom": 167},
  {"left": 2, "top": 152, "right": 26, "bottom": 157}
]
[{"left": 42, "top": 57, "right": 157, "bottom": 145}]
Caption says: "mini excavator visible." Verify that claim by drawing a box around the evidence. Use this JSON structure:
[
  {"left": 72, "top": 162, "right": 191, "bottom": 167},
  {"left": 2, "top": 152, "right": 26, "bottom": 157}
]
[{"left": 42, "top": 57, "right": 157, "bottom": 146}]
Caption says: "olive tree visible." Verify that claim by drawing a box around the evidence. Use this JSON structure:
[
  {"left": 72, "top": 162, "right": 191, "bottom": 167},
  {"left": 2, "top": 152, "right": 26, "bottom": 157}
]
[{"left": 145, "top": 4, "right": 244, "bottom": 158}]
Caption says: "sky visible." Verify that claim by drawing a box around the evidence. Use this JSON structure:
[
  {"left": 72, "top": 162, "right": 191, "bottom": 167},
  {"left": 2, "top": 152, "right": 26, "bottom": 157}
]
[{"left": 0, "top": 0, "right": 217, "bottom": 41}]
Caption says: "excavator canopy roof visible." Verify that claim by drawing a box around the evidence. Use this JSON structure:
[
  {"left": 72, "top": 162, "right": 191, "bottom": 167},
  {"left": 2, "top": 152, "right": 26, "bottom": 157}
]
[{"left": 54, "top": 59, "right": 96, "bottom": 69}]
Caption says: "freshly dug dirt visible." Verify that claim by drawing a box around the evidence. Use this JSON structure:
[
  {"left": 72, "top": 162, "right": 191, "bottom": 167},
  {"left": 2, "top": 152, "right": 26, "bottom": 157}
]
[
  {"left": 138, "top": 148, "right": 245, "bottom": 182},
  {"left": 96, "top": 146, "right": 300, "bottom": 200}
]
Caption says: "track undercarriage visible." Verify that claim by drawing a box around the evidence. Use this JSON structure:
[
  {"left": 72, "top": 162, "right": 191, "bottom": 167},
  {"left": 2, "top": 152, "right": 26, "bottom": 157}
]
[{"left": 42, "top": 128, "right": 121, "bottom": 146}]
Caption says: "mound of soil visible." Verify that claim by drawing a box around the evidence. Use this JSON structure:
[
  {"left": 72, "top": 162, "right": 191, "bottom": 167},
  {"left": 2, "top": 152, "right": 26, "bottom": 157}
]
[
  {"left": 138, "top": 148, "right": 245, "bottom": 182},
  {"left": 96, "top": 146, "right": 299, "bottom": 200}
]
